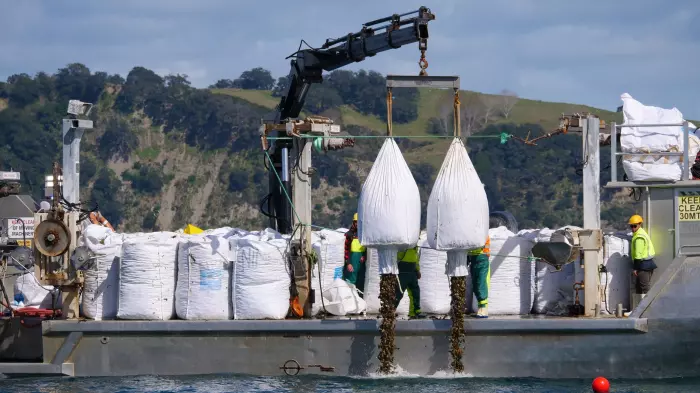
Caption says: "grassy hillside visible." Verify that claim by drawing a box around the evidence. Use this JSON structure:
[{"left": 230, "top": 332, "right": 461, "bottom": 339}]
[{"left": 0, "top": 64, "right": 650, "bottom": 232}]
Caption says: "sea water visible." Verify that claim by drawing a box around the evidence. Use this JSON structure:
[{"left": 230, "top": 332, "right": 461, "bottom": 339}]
[{"left": 1, "top": 374, "right": 699, "bottom": 393}]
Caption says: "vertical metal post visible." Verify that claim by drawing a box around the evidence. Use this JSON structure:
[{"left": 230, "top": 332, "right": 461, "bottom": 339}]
[
  {"left": 292, "top": 139, "right": 313, "bottom": 316},
  {"left": 610, "top": 122, "right": 617, "bottom": 183},
  {"left": 62, "top": 120, "right": 87, "bottom": 205},
  {"left": 683, "top": 121, "right": 690, "bottom": 180},
  {"left": 583, "top": 116, "right": 602, "bottom": 317}
]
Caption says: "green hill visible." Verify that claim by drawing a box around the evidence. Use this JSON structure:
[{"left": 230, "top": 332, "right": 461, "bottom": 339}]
[{"left": 0, "top": 64, "right": 648, "bottom": 232}]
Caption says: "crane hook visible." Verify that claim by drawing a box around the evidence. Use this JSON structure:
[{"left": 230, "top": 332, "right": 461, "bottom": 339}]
[{"left": 418, "top": 49, "right": 429, "bottom": 76}]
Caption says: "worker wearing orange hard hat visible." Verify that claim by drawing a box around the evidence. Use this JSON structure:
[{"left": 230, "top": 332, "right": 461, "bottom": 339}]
[
  {"left": 343, "top": 213, "right": 367, "bottom": 297},
  {"left": 625, "top": 214, "right": 657, "bottom": 317}
]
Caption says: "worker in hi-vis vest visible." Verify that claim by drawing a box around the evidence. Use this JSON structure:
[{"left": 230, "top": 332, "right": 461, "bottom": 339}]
[
  {"left": 628, "top": 214, "right": 658, "bottom": 295},
  {"left": 468, "top": 235, "right": 491, "bottom": 318},
  {"left": 395, "top": 245, "right": 425, "bottom": 319},
  {"left": 343, "top": 213, "right": 367, "bottom": 297}
]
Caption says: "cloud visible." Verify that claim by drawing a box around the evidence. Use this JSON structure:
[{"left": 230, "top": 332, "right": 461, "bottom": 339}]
[{"left": 0, "top": 0, "right": 698, "bottom": 118}]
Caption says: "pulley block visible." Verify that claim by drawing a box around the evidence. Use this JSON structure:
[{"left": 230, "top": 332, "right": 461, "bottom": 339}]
[{"left": 34, "top": 219, "right": 71, "bottom": 257}]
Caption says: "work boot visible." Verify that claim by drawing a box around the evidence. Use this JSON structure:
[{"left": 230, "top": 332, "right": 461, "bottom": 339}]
[
  {"left": 475, "top": 306, "right": 488, "bottom": 319},
  {"left": 410, "top": 310, "right": 426, "bottom": 319}
]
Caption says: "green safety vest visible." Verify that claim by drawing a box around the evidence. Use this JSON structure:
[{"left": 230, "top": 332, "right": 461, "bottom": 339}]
[
  {"left": 350, "top": 238, "right": 366, "bottom": 253},
  {"left": 631, "top": 227, "right": 655, "bottom": 260}
]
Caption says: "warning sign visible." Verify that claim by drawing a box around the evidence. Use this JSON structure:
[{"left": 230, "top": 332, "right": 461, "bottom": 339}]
[
  {"left": 678, "top": 195, "right": 700, "bottom": 221},
  {"left": 6, "top": 218, "right": 35, "bottom": 239}
]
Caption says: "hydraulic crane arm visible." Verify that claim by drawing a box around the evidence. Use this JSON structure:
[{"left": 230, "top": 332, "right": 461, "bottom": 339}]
[{"left": 263, "top": 6, "right": 435, "bottom": 125}]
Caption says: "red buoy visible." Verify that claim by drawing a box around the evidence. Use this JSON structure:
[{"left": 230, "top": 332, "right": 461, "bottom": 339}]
[{"left": 592, "top": 376, "right": 610, "bottom": 392}]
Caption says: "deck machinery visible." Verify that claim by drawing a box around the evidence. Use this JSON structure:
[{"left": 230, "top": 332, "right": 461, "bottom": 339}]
[{"left": 0, "top": 7, "right": 700, "bottom": 380}]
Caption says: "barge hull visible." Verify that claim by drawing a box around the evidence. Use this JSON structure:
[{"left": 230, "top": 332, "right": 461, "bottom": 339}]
[{"left": 0, "top": 254, "right": 698, "bottom": 379}]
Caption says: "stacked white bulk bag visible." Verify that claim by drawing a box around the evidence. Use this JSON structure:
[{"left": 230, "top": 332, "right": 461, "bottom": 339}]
[
  {"left": 427, "top": 138, "right": 489, "bottom": 277},
  {"left": 82, "top": 224, "right": 123, "bottom": 320},
  {"left": 175, "top": 235, "right": 232, "bottom": 320},
  {"left": 363, "top": 248, "right": 411, "bottom": 315},
  {"left": 321, "top": 278, "right": 367, "bottom": 316},
  {"left": 117, "top": 232, "right": 179, "bottom": 320},
  {"left": 230, "top": 238, "right": 289, "bottom": 319},
  {"left": 620, "top": 93, "right": 700, "bottom": 181},
  {"left": 416, "top": 232, "right": 450, "bottom": 314},
  {"left": 519, "top": 228, "right": 578, "bottom": 315},
  {"left": 311, "top": 229, "right": 347, "bottom": 315},
  {"left": 470, "top": 226, "right": 534, "bottom": 314},
  {"left": 13, "top": 272, "right": 59, "bottom": 309},
  {"left": 358, "top": 139, "right": 421, "bottom": 274},
  {"left": 602, "top": 234, "right": 632, "bottom": 314}
]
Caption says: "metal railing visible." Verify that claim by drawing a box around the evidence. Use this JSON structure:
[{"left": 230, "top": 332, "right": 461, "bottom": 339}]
[{"left": 610, "top": 121, "right": 691, "bottom": 182}]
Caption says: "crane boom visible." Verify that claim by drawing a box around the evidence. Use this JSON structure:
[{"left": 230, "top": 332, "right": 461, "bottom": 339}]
[
  {"left": 260, "top": 6, "right": 436, "bottom": 235},
  {"left": 264, "top": 6, "right": 435, "bottom": 124}
]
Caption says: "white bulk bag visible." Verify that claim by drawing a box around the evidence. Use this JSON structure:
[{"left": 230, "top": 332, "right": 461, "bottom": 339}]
[
  {"left": 117, "top": 232, "right": 179, "bottom": 320},
  {"left": 82, "top": 224, "right": 123, "bottom": 320},
  {"left": 363, "top": 248, "right": 411, "bottom": 315},
  {"left": 321, "top": 278, "right": 367, "bottom": 316},
  {"left": 470, "top": 227, "right": 534, "bottom": 315},
  {"left": 416, "top": 232, "right": 451, "bottom": 314},
  {"left": 230, "top": 238, "right": 289, "bottom": 320},
  {"left": 358, "top": 139, "right": 421, "bottom": 274},
  {"left": 518, "top": 228, "right": 577, "bottom": 315},
  {"left": 13, "top": 272, "right": 59, "bottom": 309},
  {"left": 175, "top": 235, "right": 232, "bottom": 320},
  {"left": 427, "top": 138, "right": 489, "bottom": 252},
  {"left": 602, "top": 234, "right": 632, "bottom": 314},
  {"left": 620, "top": 93, "right": 700, "bottom": 181},
  {"left": 311, "top": 229, "right": 347, "bottom": 315}
]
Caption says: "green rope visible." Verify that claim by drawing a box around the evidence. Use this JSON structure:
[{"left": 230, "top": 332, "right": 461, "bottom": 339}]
[{"left": 267, "top": 132, "right": 511, "bottom": 142}]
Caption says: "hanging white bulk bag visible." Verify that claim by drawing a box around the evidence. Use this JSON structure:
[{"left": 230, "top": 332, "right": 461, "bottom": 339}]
[
  {"left": 427, "top": 138, "right": 489, "bottom": 250},
  {"left": 117, "top": 232, "right": 179, "bottom": 320},
  {"left": 469, "top": 227, "right": 534, "bottom": 314},
  {"left": 230, "top": 238, "right": 289, "bottom": 320},
  {"left": 427, "top": 138, "right": 489, "bottom": 277},
  {"left": 82, "top": 224, "right": 123, "bottom": 320},
  {"left": 175, "top": 235, "right": 232, "bottom": 320},
  {"left": 416, "top": 232, "right": 451, "bottom": 314},
  {"left": 358, "top": 138, "right": 421, "bottom": 274}
]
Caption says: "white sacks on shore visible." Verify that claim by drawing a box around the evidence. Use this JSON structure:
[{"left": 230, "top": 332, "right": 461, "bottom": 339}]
[
  {"left": 230, "top": 238, "right": 289, "bottom": 319},
  {"left": 358, "top": 139, "right": 421, "bottom": 274},
  {"left": 427, "top": 138, "right": 489, "bottom": 277},
  {"left": 470, "top": 227, "right": 534, "bottom": 315},
  {"left": 175, "top": 235, "right": 232, "bottom": 320},
  {"left": 620, "top": 93, "right": 700, "bottom": 181},
  {"left": 363, "top": 248, "right": 411, "bottom": 315},
  {"left": 602, "top": 234, "right": 632, "bottom": 314},
  {"left": 311, "top": 229, "right": 347, "bottom": 315},
  {"left": 416, "top": 232, "right": 451, "bottom": 314},
  {"left": 117, "top": 232, "right": 179, "bottom": 320},
  {"left": 82, "top": 224, "right": 123, "bottom": 320}
]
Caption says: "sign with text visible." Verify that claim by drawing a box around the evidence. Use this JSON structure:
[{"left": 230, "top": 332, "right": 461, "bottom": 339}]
[
  {"left": 6, "top": 218, "right": 35, "bottom": 239},
  {"left": 678, "top": 195, "right": 700, "bottom": 221}
]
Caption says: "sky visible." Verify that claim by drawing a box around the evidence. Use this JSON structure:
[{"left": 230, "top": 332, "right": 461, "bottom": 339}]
[{"left": 1, "top": 0, "right": 699, "bottom": 118}]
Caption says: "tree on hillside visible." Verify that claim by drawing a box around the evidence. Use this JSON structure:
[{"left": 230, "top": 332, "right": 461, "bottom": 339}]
[
  {"left": 479, "top": 95, "right": 499, "bottom": 128},
  {"left": 272, "top": 76, "right": 290, "bottom": 97},
  {"left": 233, "top": 67, "right": 275, "bottom": 90},
  {"left": 97, "top": 117, "right": 139, "bottom": 162},
  {"left": 115, "top": 67, "right": 165, "bottom": 115},
  {"left": 210, "top": 79, "right": 235, "bottom": 89},
  {"left": 499, "top": 89, "right": 519, "bottom": 119},
  {"left": 5, "top": 74, "right": 41, "bottom": 108},
  {"left": 460, "top": 94, "right": 487, "bottom": 136}
]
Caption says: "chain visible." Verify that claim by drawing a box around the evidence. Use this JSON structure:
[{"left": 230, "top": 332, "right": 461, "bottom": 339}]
[{"left": 418, "top": 49, "right": 428, "bottom": 76}]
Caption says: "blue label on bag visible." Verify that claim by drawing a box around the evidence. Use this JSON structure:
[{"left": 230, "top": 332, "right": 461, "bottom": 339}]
[
  {"left": 333, "top": 267, "right": 343, "bottom": 280},
  {"left": 200, "top": 269, "right": 222, "bottom": 291}
]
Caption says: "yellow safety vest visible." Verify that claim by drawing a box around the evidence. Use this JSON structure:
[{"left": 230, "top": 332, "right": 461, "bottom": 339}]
[
  {"left": 397, "top": 247, "right": 419, "bottom": 263},
  {"left": 631, "top": 228, "right": 655, "bottom": 260},
  {"left": 468, "top": 236, "right": 491, "bottom": 256},
  {"left": 350, "top": 238, "right": 366, "bottom": 253}
]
